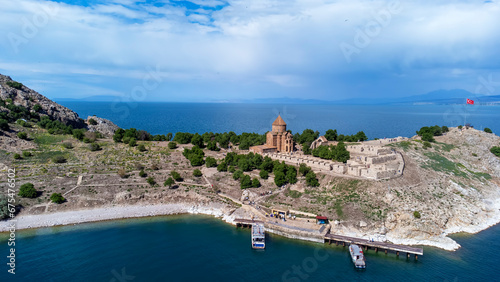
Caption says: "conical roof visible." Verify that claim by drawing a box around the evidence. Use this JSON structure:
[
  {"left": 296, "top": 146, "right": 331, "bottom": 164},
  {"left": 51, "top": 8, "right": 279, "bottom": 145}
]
[{"left": 272, "top": 115, "right": 286, "bottom": 126}]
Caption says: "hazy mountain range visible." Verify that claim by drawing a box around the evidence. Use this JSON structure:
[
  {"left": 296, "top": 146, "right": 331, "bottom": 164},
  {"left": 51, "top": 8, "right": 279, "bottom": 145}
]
[{"left": 55, "top": 89, "right": 500, "bottom": 105}]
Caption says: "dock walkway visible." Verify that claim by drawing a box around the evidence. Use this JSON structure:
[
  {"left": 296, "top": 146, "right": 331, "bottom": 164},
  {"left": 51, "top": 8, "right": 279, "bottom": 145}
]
[{"left": 325, "top": 234, "right": 423, "bottom": 258}]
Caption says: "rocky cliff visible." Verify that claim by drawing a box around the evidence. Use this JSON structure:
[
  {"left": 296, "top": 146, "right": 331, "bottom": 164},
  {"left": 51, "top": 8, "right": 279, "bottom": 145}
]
[{"left": 0, "top": 74, "right": 86, "bottom": 128}]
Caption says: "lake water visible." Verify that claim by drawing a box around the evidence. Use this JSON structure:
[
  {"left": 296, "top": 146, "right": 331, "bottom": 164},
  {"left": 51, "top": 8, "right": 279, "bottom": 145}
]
[
  {"left": 56, "top": 101, "right": 500, "bottom": 138},
  {"left": 3, "top": 102, "right": 500, "bottom": 281},
  {"left": 1, "top": 215, "right": 499, "bottom": 281}
]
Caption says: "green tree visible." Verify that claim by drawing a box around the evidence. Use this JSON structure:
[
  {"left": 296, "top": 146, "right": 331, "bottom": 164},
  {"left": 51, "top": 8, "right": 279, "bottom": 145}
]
[
  {"left": 171, "top": 171, "right": 183, "bottom": 181},
  {"left": 298, "top": 163, "right": 311, "bottom": 176},
  {"left": 302, "top": 143, "right": 312, "bottom": 155},
  {"left": 306, "top": 171, "right": 320, "bottom": 187},
  {"left": 14, "top": 153, "right": 22, "bottom": 160},
  {"left": 484, "top": 128, "right": 493, "bottom": 134},
  {"left": 240, "top": 175, "right": 252, "bottom": 189},
  {"left": 423, "top": 141, "right": 432, "bottom": 149},
  {"left": 0, "top": 119, "right": 9, "bottom": 131},
  {"left": 19, "top": 183, "right": 37, "bottom": 198},
  {"left": 88, "top": 118, "right": 98, "bottom": 125},
  {"left": 286, "top": 167, "right": 297, "bottom": 184},
  {"left": 421, "top": 132, "right": 435, "bottom": 142},
  {"left": 413, "top": 211, "right": 421, "bottom": 219},
  {"left": 207, "top": 140, "right": 219, "bottom": 151},
  {"left": 50, "top": 193, "right": 65, "bottom": 204},
  {"left": 205, "top": 157, "right": 217, "bottom": 168},
  {"left": 333, "top": 142, "right": 350, "bottom": 163},
  {"left": 191, "top": 133, "right": 204, "bottom": 148},
  {"left": 22, "top": 151, "right": 32, "bottom": 158},
  {"left": 274, "top": 171, "right": 287, "bottom": 187},
  {"left": 217, "top": 161, "right": 228, "bottom": 172},
  {"left": 237, "top": 158, "right": 251, "bottom": 171},
  {"left": 164, "top": 177, "right": 175, "bottom": 188},
  {"left": 17, "top": 132, "right": 28, "bottom": 139},
  {"left": 137, "top": 144, "right": 147, "bottom": 152},
  {"left": 259, "top": 169, "right": 269, "bottom": 179},
  {"left": 355, "top": 131, "right": 368, "bottom": 141},
  {"left": 325, "top": 129, "right": 338, "bottom": 141},
  {"left": 168, "top": 142, "right": 177, "bottom": 149},
  {"left": 252, "top": 178, "right": 261, "bottom": 188},
  {"left": 166, "top": 133, "right": 173, "bottom": 141},
  {"left": 193, "top": 169, "right": 202, "bottom": 177},
  {"left": 233, "top": 169, "right": 244, "bottom": 180}
]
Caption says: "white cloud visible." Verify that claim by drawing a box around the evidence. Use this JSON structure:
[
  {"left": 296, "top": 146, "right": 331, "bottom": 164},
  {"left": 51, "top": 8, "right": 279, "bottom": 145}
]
[{"left": 1, "top": 0, "right": 500, "bottom": 100}]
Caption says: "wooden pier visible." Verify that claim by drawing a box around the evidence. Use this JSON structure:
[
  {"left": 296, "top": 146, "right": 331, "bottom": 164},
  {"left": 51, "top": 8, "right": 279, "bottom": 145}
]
[{"left": 325, "top": 234, "right": 423, "bottom": 259}]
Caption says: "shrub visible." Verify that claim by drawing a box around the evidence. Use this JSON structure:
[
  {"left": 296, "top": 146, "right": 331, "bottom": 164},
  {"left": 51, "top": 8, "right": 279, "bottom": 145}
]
[
  {"left": 484, "top": 128, "right": 493, "bottom": 134},
  {"left": 146, "top": 176, "right": 156, "bottom": 186},
  {"left": 298, "top": 163, "right": 311, "bottom": 176},
  {"left": 88, "top": 118, "right": 98, "bottom": 125},
  {"left": 171, "top": 170, "right": 183, "bottom": 181},
  {"left": 205, "top": 157, "right": 217, "bottom": 168},
  {"left": 89, "top": 143, "right": 101, "bottom": 151},
  {"left": 117, "top": 169, "right": 127, "bottom": 178},
  {"left": 0, "top": 119, "right": 9, "bottom": 131},
  {"left": 139, "top": 169, "right": 147, "bottom": 177},
  {"left": 413, "top": 211, "right": 421, "bottom": 219},
  {"left": 421, "top": 132, "right": 435, "bottom": 143},
  {"left": 137, "top": 144, "right": 147, "bottom": 152},
  {"left": 33, "top": 104, "right": 42, "bottom": 112},
  {"left": 193, "top": 169, "right": 202, "bottom": 177},
  {"left": 259, "top": 170, "right": 269, "bottom": 179},
  {"left": 63, "top": 142, "right": 73, "bottom": 149},
  {"left": 164, "top": 177, "right": 175, "bottom": 188},
  {"left": 52, "top": 156, "right": 66, "bottom": 163},
  {"left": 168, "top": 142, "right": 177, "bottom": 149},
  {"left": 6, "top": 81, "right": 23, "bottom": 90},
  {"left": 14, "top": 153, "right": 22, "bottom": 160},
  {"left": 423, "top": 141, "right": 432, "bottom": 149},
  {"left": 19, "top": 183, "right": 37, "bottom": 198},
  {"left": 491, "top": 146, "right": 500, "bottom": 157},
  {"left": 0, "top": 195, "right": 9, "bottom": 220},
  {"left": 17, "top": 132, "right": 28, "bottom": 139},
  {"left": 129, "top": 138, "right": 137, "bottom": 147},
  {"left": 22, "top": 151, "right": 32, "bottom": 158},
  {"left": 50, "top": 193, "right": 65, "bottom": 204},
  {"left": 458, "top": 125, "right": 463, "bottom": 130}
]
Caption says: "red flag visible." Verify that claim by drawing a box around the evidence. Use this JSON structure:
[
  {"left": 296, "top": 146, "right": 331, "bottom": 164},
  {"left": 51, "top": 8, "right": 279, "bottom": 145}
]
[{"left": 466, "top": 99, "right": 474, "bottom": 105}]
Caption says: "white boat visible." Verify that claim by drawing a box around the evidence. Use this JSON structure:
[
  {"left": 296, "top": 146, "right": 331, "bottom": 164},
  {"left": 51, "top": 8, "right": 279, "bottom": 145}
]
[
  {"left": 349, "top": 244, "right": 366, "bottom": 269},
  {"left": 251, "top": 224, "right": 265, "bottom": 249}
]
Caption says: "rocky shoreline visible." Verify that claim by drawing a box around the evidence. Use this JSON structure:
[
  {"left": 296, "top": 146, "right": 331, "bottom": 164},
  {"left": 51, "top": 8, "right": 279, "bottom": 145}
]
[{"left": 1, "top": 201, "right": 499, "bottom": 252}]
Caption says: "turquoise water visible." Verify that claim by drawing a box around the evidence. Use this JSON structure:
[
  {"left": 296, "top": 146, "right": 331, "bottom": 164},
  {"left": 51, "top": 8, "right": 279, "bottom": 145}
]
[
  {"left": 56, "top": 102, "right": 500, "bottom": 138},
  {"left": 1, "top": 215, "right": 499, "bottom": 281}
]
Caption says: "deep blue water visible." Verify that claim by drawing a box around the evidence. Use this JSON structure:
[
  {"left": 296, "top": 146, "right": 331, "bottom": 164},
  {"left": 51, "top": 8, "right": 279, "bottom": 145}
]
[
  {"left": 1, "top": 215, "right": 500, "bottom": 281},
  {"left": 56, "top": 101, "right": 500, "bottom": 138}
]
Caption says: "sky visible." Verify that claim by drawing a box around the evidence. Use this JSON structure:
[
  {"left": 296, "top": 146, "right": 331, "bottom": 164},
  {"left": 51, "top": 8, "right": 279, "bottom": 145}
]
[{"left": 1, "top": 0, "right": 500, "bottom": 102}]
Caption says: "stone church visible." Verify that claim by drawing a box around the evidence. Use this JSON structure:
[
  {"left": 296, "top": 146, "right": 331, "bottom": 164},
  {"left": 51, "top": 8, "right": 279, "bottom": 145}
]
[{"left": 250, "top": 115, "right": 294, "bottom": 154}]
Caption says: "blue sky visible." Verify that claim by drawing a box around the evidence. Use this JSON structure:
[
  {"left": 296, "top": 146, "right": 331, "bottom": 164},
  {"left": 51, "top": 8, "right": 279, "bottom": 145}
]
[{"left": 1, "top": 0, "right": 499, "bottom": 102}]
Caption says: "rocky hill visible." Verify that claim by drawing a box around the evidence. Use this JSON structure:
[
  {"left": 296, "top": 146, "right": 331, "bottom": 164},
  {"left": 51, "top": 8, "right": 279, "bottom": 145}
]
[{"left": 0, "top": 74, "right": 85, "bottom": 128}]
